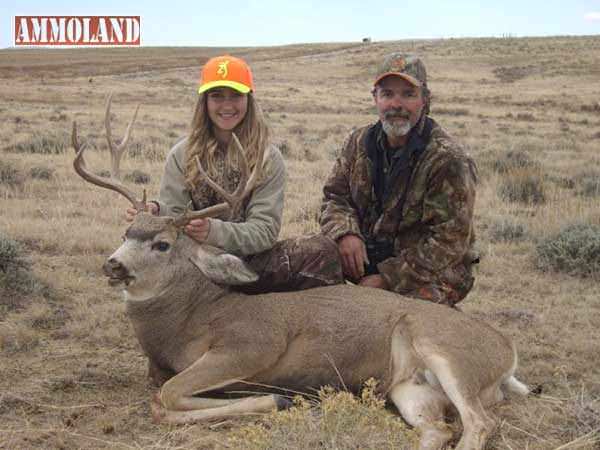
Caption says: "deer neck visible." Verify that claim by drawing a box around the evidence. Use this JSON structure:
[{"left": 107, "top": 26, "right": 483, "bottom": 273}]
[{"left": 125, "top": 262, "right": 230, "bottom": 362}]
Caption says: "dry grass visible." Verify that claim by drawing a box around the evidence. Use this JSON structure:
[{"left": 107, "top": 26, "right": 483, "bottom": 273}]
[
  {"left": 1, "top": 35, "right": 600, "bottom": 449},
  {"left": 226, "top": 381, "right": 418, "bottom": 450}
]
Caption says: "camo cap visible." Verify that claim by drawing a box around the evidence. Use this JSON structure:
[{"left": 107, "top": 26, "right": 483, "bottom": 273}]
[{"left": 374, "top": 53, "right": 427, "bottom": 88}]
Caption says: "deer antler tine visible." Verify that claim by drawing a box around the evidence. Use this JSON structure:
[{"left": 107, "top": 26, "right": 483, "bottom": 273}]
[
  {"left": 72, "top": 121, "right": 82, "bottom": 153},
  {"left": 230, "top": 133, "right": 249, "bottom": 198},
  {"left": 72, "top": 121, "right": 78, "bottom": 149},
  {"left": 175, "top": 133, "right": 264, "bottom": 227},
  {"left": 104, "top": 93, "right": 114, "bottom": 148},
  {"left": 119, "top": 104, "right": 140, "bottom": 151},
  {"left": 72, "top": 121, "right": 87, "bottom": 167},
  {"left": 244, "top": 134, "right": 265, "bottom": 200},
  {"left": 194, "top": 155, "right": 236, "bottom": 204},
  {"left": 104, "top": 92, "right": 140, "bottom": 181},
  {"left": 192, "top": 133, "right": 252, "bottom": 205},
  {"left": 104, "top": 93, "right": 121, "bottom": 179},
  {"left": 72, "top": 96, "right": 146, "bottom": 211},
  {"left": 172, "top": 202, "right": 231, "bottom": 228}
]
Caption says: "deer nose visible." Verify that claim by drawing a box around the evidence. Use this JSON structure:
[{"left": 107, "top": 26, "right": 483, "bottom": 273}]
[{"left": 103, "top": 258, "right": 124, "bottom": 277}]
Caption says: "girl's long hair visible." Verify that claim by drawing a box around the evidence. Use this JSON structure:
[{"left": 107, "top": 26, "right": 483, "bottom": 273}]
[{"left": 184, "top": 92, "right": 270, "bottom": 189}]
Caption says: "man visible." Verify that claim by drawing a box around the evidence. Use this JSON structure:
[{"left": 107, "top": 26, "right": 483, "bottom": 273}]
[{"left": 320, "top": 53, "right": 478, "bottom": 306}]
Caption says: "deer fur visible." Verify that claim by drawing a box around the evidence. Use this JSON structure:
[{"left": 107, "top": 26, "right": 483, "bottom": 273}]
[{"left": 102, "top": 212, "right": 529, "bottom": 450}]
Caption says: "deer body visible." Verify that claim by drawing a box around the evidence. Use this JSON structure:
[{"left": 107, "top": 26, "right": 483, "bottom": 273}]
[
  {"left": 106, "top": 216, "right": 524, "bottom": 450},
  {"left": 130, "top": 279, "right": 516, "bottom": 398},
  {"left": 74, "top": 100, "right": 528, "bottom": 450}
]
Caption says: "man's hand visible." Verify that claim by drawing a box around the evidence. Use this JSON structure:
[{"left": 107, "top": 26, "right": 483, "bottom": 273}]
[
  {"left": 126, "top": 202, "right": 159, "bottom": 222},
  {"left": 185, "top": 218, "right": 211, "bottom": 243},
  {"left": 358, "top": 274, "right": 389, "bottom": 289},
  {"left": 337, "top": 234, "right": 368, "bottom": 281}
]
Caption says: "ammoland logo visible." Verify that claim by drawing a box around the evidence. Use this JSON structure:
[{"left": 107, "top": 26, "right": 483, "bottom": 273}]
[{"left": 14, "top": 16, "right": 141, "bottom": 46}]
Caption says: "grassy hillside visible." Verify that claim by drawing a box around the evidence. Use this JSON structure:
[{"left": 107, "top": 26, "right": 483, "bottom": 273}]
[{"left": 1, "top": 36, "right": 599, "bottom": 449}]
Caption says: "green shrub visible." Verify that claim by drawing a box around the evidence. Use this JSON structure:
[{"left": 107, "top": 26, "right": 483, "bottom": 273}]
[
  {"left": 277, "top": 140, "right": 291, "bottom": 157},
  {"left": 302, "top": 147, "right": 321, "bottom": 162},
  {"left": 0, "top": 161, "right": 24, "bottom": 188},
  {"left": 96, "top": 169, "right": 111, "bottom": 178},
  {"left": 535, "top": 224, "right": 600, "bottom": 278},
  {"left": 0, "top": 235, "right": 44, "bottom": 314},
  {"left": 0, "top": 236, "right": 27, "bottom": 272},
  {"left": 548, "top": 175, "right": 575, "bottom": 190},
  {"left": 573, "top": 171, "right": 600, "bottom": 198},
  {"left": 49, "top": 113, "right": 68, "bottom": 122},
  {"left": 124, "top": 169, "right": 151, "bottom": 184},
  {"left": 127, "top": 138, "right": 167, "bottom": 162},
  {"left": 0, "top": 325, "right": 40, "bottom": 353},
  {"left": 288, "top": 124, "right": 307, "bottom": 135},
  {"left": 433, "top": 107, "right": 470, "bottom": 116},
  {"left": 492, "top": 65, "right": 534, "bottom": 83},
  {"left": 7, "top": 133, "right": 68, "bottom": 155},
  {"left": 489, "top": 217, "right": 527, "bottom": 242},
  {"left": 492, "top": 150, "right": 539, "bottom": 174},
  {"left": 498, "top": 169, "right": 546, "bottom": 204},
  {"left": 516, "top": 112, "right": 536, "bottom": 122},
  {"left": 29, "top": 166, "right": 55, "bottom": 180},
  {"left": 94, "top": 168, "right": 151, "bottom": 184}
]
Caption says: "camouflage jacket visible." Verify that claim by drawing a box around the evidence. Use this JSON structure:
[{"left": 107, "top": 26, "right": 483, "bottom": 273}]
[{"left": 320, "top": 117, "right": 478, "bottom": 304}]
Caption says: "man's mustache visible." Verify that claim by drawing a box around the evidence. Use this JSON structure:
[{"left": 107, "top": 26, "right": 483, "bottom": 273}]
[{"left": 383, "top": 109, "right": 410, "bottom": 120}]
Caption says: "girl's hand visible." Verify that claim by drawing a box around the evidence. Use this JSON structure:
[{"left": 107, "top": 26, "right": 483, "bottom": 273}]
[{"left": 185, "top": 218, "right": 211, "bottom": 243}]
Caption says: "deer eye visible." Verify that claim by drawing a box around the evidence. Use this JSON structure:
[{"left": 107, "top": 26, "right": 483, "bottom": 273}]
[{"left": 152, "top": 241, "right": 170, "bottom": 252}]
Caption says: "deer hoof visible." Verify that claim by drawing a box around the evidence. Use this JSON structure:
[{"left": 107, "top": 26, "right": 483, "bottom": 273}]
[
  {"left": 151, "top": 393, "right": 165, "bottom": 424},
  {"left": 275, "top": 395, "right": 293, "bottom": 410}
]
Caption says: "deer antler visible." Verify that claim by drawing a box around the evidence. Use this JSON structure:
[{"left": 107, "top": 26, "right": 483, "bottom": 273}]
[
  {"left": 72, "top": 93, "right": 146, "bottom": 211},
  {"left": 172, "top": 133, "right": 266, "bottom": 227}
]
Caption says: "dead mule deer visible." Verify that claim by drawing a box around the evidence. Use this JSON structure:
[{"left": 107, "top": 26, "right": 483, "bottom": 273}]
[{"left": 72, "top": 97, "right": 530, "bottom": 450}]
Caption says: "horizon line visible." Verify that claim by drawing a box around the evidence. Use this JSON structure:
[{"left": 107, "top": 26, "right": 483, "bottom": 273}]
[{"left": 2, "top": 32, "right": 599, "bottom": 51}]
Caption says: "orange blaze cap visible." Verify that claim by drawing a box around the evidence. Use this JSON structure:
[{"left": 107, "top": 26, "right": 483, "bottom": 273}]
[{"left": 198, "top": 55, "right": 255, "bottom": 94}]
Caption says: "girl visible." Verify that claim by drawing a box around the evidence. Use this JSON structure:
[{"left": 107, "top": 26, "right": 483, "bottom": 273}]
[{"left": 128, "top": 55, "right": 342, "bottom": 292}]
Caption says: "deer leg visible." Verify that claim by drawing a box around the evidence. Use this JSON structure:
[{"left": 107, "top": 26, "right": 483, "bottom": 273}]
[
  {"left": 153, "top": 350, "right": 289, "bottom": 424},
  {"left": 423, "top": 356, "right": 496, "bottom": 450},
  {"left": 389, "top": 323, "right": 453, "bottom": 450},
  {"left": 147, "top": 359, "right": 175, "bottom": 387},
  {"left": 153, "top": 393, "right": 289, "bottom": 424},
  {"left": 450, "top": 396, "right": 495, "bottom": 450},
  {"left": 389, "top": 377, "right": 453, "bottom": 450},
  {"left": 151, "top": 391, "right": 239, "bottom": 410}
]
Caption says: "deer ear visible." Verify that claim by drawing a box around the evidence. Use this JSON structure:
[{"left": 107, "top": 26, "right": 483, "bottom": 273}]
[{"left": 190, "top": 248, "right": 259, "bottom": 285}]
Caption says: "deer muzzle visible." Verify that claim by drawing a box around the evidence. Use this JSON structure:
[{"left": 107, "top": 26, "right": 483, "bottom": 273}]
[{"left": 103, "top": 257, "right": 135, "bottom": 287}]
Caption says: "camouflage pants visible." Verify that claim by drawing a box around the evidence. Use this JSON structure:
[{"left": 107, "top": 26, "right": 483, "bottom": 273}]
[
  {"left": 397, "top": 262, "right": 475, "bottom": 306},
  {"left": 237, "top": 234, "right": 345, "bottom": 294},
  {"left": 404, "top": 279, "right": 472, "bottom": 306}
]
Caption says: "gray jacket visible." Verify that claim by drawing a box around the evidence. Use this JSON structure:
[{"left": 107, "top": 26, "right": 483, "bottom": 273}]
[{"left": 155, "top": 137, "right": 286, "bottom": 257}]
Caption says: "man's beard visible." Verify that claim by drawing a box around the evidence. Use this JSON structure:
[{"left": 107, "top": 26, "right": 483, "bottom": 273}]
[
  {"left": 382, "top": 109, "right": 412, "bottom": 138},
  {"left": 382, "top": 119, "right": 412, "bottom": 138}
]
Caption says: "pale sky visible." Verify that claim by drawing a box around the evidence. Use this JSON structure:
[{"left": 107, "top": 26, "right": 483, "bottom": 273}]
[{"left": 2, "top": 0, "right": 600, "bottom": 48}]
